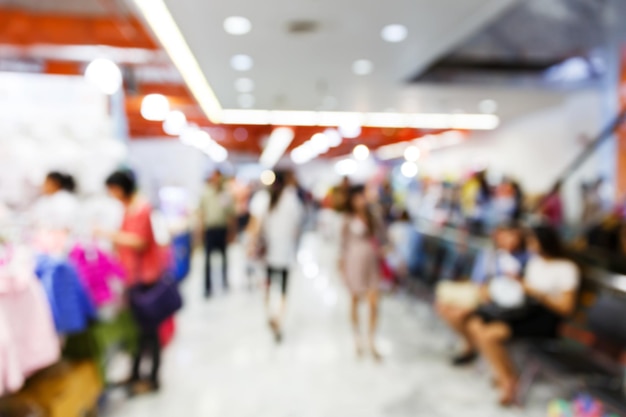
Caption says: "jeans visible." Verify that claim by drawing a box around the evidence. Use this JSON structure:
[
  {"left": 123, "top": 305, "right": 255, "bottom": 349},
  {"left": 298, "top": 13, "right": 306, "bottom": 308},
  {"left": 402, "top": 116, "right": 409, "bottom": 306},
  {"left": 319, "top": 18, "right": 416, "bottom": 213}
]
[{"left": 204, "top": 227, "right": 228, "bottom": 295}]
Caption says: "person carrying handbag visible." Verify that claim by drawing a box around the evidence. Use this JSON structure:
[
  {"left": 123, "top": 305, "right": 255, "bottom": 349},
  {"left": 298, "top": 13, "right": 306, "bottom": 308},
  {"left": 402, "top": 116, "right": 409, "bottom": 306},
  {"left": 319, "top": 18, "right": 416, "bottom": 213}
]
[{"left": 96, "top": 170, "right": 179, "bottom": 395}]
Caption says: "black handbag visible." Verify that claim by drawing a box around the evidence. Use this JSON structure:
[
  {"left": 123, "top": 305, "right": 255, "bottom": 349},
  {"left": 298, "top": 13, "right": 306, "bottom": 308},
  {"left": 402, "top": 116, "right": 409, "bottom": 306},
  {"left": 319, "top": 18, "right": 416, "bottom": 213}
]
[
  {"left": 475, "top": 297, "right": 537, "bottom": 322},
  {"left": 129, "top": 274, "right": 183, "bottom": 329}
]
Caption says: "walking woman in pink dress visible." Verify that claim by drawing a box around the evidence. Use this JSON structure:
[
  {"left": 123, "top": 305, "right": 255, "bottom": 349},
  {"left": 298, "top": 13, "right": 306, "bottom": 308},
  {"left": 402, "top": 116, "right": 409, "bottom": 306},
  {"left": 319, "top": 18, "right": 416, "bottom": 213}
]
[{"left": 340, "top": 185, "right": 385, "bottom": 360}]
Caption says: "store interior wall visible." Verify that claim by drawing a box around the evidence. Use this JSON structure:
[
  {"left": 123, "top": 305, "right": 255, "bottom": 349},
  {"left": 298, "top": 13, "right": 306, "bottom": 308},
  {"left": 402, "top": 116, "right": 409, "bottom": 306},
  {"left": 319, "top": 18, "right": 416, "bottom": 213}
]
[
  {"left": 128, "top": 139, "right": 211, "bottom": 206},
  {"left": 420, "top": 89, "right": 607, "bottom": 221}
]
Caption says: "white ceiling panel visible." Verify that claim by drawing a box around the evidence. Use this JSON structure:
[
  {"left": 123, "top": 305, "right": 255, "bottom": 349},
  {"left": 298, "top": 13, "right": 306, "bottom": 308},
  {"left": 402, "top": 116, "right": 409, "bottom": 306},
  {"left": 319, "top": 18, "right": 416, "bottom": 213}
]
[{"left": 162, "top": 0, "right": 520, "bottom": 112}]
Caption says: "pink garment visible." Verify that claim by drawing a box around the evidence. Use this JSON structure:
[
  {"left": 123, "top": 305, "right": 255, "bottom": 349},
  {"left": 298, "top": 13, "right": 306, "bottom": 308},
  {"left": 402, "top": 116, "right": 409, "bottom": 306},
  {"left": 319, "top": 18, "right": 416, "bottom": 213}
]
[
  {"left": 0, "top": 309, "right": 23, "bottom": 396},
  {"left": 0, "top": 275, "right": 60, "bottom": 392},
  {"left": 69, "top": 245, "right": 126, "bottom": 307}
]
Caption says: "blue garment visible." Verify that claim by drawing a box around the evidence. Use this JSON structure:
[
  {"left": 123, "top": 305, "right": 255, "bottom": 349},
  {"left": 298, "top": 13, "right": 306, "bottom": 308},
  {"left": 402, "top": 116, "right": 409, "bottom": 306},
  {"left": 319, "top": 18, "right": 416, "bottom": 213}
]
[
  {"left": 470, "top": 250, "right": 530, "bottom": 285},
  {"left": 35, "top": 255, "right": 97, "bottom": 334}
]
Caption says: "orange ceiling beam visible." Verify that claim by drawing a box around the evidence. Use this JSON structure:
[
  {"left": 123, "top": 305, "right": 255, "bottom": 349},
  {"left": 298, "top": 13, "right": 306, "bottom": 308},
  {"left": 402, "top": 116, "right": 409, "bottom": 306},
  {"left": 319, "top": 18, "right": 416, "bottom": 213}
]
[{"left": 0, "top": 8, "right": 157, "bottom": 49}]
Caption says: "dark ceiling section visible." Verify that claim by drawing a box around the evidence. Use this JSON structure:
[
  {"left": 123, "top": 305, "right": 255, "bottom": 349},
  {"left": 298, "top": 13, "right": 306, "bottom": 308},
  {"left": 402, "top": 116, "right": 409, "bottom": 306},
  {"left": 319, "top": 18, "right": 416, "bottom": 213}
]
[{"left": 412, "top": 0, "right": 617, "bottom": 87}]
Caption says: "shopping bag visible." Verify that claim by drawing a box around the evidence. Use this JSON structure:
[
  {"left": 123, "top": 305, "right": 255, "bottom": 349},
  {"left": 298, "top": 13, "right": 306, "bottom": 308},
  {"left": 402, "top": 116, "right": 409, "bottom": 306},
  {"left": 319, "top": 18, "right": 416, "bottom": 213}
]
[{"left": 129, "top": 275, "right": 183, "bottom": 329}]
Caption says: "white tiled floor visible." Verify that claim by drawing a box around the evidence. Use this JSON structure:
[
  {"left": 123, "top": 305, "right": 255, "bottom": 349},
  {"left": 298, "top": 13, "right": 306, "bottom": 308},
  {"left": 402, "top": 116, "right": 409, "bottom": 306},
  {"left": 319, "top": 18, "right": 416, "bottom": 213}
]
[{"left": 102, "top": 234, "right": 555, "bottom": 417}]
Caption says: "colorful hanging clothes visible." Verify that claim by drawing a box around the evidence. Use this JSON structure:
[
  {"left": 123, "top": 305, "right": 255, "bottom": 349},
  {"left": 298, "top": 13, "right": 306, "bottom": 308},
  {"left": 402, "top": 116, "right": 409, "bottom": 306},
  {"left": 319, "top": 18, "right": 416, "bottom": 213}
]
[
  {"left": 69, "top": 245, "right": 126, "bottom": 307},
  {"left": 36, "top": 255, "right": 97, "bottom": 334},
  {"left": 0, "top": 271, "right": 60, "bottom": 395}
]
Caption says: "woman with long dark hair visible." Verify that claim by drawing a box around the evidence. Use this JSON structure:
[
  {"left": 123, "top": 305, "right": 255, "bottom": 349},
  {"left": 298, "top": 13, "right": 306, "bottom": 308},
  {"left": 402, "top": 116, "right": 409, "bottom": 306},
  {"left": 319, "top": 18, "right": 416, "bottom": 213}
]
[
  {"left": 340, "top": 185, "right": 384, "bottom": 360},
  {"left": 468, "top": 225, "right": 579, "bottom": 405},
  {"left": 253, "top": 170, "right": 304, "bottom": 342}
]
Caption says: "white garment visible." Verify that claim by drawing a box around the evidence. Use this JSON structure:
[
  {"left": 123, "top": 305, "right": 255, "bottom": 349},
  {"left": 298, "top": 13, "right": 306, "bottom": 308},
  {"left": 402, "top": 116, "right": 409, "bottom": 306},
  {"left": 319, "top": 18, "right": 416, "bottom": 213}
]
[
  {"left": 258, "top": 187, "right": 303, "bottom": 268},
  {"left": 31, "top": 190, "right": 80, "bottom": 232},
  {"left": 524, "top": 256, "right": 579, "bottom": 297}
]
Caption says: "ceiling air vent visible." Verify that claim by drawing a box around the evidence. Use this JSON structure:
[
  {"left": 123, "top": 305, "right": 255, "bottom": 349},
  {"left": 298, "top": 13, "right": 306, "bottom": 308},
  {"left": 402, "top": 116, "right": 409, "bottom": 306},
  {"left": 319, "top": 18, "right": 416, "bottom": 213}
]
[{"left": 287, "top": 20, "right": 319, "bottom": 34}]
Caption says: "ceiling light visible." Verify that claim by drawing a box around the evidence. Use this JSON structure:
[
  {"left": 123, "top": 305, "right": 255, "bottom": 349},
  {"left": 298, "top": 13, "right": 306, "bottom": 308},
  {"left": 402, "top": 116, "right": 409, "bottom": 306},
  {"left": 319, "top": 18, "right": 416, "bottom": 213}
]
[
  {"left": 84, "top": 58, "right": 122, "bottom": 95},
  {"left": 352, "top": 59, "right": 373, "bottom": 76},
  {"left": 218, "top": 110, "right": 499, "bottom": 130},
  {"left": 339, "top": 118, "right": 362, "bottom": 138},
  {"left": 310, "top": 132, "right": 331, "bottom": 154},
  {"left": 221, "top": 109, "right": 270, "bottom": 125},
  {"left": 366, "top": 113, "right": 406, "bottom": 128},
  {"left": 404, "top": 146, "right": 421, "bottom": 162},
  {"left": 324, "top": 128, "right": 343, "bottom": 147},
  {"left": 335, "top": 159, "right": 358, "bottom": 176},
  {"left": 377, "top": 142, "right": 407, "bottom": 160},
  {"left": 353, "top": 144, "right": 370, "bottom": 161},
  {"left": 231, "top": 54, "right": 253, "bottom": 71},
  {"left": 291, "top": 145, "right": 317, "bottom": 165},
  {"left": 479, "top": 99, "right": 498, "bottom": 114},
  {"left": 269, "top": 111, "right": 317, "bottom": 126},
  {"left": 381, "top": 24, "right": 408, "bottom": 43},
  {"left": 260, "top": 127, "right": 295, "bottom": 168},
  {"left": 235, "top": 77, "right": 255, "bottom": 93},
  {"left": 131, "top": 0, "right": 222, "bottom": 123},
  {"left": 260, "top": 169, "right": 276, "bottom": 186},
  {"left": 401, "top": 161, "right": 418, "bottom": 178},
  {"left": 141, "top": 94, "right": 170, "bottom": 121},
  {"left": 238, "top": 94, "right": 255, "bottom": 109},
  {"left": 450, "top": 114, "right": 499, "bottom": 130},
  {"left": 223, "top": 16, "right": 252, "bottom": 35},
  {"left": 163, "top": 110, "right": 187, "bottom": 136}
]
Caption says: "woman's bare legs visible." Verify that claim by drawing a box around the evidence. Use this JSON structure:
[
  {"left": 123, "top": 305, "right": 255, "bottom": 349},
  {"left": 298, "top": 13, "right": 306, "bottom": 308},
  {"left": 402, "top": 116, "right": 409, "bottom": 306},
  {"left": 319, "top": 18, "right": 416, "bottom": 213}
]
[
  {"left": 436, "top": 303, "right": 474, "bottom": 354},
  {"left": 468, "top": 317, "right": 517, "bottom": 405},
  {"left": 367, "top": 289, "right": 381, "bottom": 361},
  {"left": 351, "top": 295, "right": 364, "bottom": 356}
]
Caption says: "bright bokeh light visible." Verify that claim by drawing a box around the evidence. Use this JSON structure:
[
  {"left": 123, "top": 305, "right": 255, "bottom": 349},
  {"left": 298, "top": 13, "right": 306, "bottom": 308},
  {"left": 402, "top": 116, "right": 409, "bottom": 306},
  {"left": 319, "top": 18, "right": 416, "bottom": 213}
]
[
  {"left": 84, "top": 58, "right": 122, "bottom": 95},
  {"left": 303, "top": 262, "right": 320, "bottom": 279},
  {"left": 338, "top": 120, "right": 362, "bottom": 139},
  {"left": 223, "top": 16, "right": 252, "bottom": 35},
  {"left": 235, "top": 77, "right": 255, "bottom": 93},
  {"left": 335, "top": 158, "right": 358, "bottom": 176},
  {"left": 381, "top": 24, "right": 408, "bottom": 43},
  {"left": 163, "top": 110, "right": 187, "bottom": 136},
  {"left": 404, "top": 145, "right": 421, "bottom": 162},
  {"left": 324, "top": 128, "right": 343, "bottom": 147},
  {"left": 231, "top": 54, "right": 254, "bottom": 71},
  {"left": 401, "top": 161, "right": 419, "bottom": 178},
  {"left": 352, "top": 59, "right": 374, "bottom": 76},
  {"left": 353, "top": 144, "right": 370, "bottom": 161},
  {"left": 141, "top": 94, "right": 170, "bottom": 121},
  {"left": 311, "top": 132, "right": 331, "bottom": 154},
  {"left": 260, "top": 169, "right": 276, "bottom": 186}
]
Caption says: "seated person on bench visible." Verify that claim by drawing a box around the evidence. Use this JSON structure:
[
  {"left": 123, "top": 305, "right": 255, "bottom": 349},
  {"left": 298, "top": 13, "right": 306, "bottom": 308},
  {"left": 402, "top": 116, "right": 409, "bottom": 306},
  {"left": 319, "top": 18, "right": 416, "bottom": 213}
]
[
  {"left": 468, "top": 225, "right": 580, "bottom": 406},
  {"left": 437, "top": 225, "right": 528, "bottom": 366}
]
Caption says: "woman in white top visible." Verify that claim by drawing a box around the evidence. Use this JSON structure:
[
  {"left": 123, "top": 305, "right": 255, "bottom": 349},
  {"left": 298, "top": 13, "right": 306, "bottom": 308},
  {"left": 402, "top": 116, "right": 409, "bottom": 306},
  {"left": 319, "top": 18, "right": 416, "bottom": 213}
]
[
  {"left": 31, "top": 172, "right": 80, "bottom": 233},
  {"left": 250, "top": 171, "right": 303, "bottom": 342},
  {"left": 468, "top": 225, "right": 580, "bottom": 405}
]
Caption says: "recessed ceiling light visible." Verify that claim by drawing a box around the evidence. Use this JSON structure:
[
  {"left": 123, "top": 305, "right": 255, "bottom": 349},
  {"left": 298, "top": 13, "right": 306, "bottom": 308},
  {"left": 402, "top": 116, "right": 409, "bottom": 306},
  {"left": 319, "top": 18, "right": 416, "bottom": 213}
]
[
  {"left": 479, "top": 99, "right": 498, "bottom": 114},
  {"left": 352, "top": 59, "right": 373, "bottom": 76},
  {"left": 401, "top": 161, "right": 419, "bottom": 178},
  {"left": 381, "top": 24, "right": 408, "bottom": 43},
  {"left": 223, "top": 16, "right": 252, "bottom": 35},
  {"left": 141, "top": 94, "right": 170, "bottom": 121},
  {"left": 235, "top": 77, "right": 255, "bottom": 93},
  {"left": 353, "top": 144, "right": 370, "bottom": 161},
  {"left": 163, "top": 110, "right": 187, "bottom": 136},
  {"left": 84, "top": 58, "right": 122, "bottom": 95},
  {"left": 231, "top": 54, "right": 253, "bottom": 71},
  {"left": 238, "top": 93, "right": 255, "bottom": 109}
]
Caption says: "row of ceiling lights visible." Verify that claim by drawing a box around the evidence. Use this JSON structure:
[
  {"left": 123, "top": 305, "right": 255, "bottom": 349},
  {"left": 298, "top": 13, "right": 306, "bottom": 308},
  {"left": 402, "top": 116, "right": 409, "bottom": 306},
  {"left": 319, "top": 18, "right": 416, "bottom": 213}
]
[{"left": 223, "top": 16, "right": 410, "bottom": 109}]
